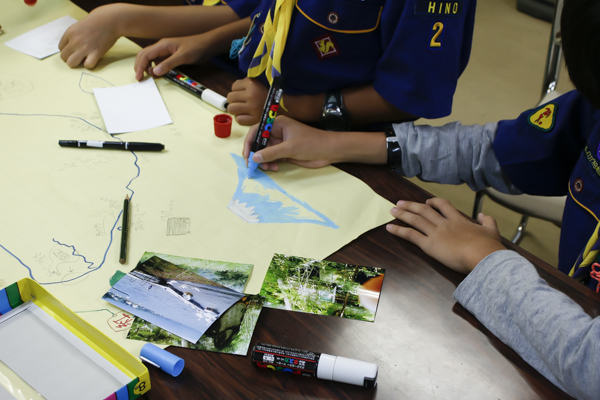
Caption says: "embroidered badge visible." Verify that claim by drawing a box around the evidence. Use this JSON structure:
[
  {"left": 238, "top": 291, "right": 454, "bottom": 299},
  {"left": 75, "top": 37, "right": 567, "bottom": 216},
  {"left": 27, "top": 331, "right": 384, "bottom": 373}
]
[
  {"left": 528, "top": 103, "right": 557, "bottom": 132},
  {"left": 415, "top": 1, "right": 463, "bottom": 17},
  {"left": 312, "top": 35, "right": 339, "bottom": 60}
]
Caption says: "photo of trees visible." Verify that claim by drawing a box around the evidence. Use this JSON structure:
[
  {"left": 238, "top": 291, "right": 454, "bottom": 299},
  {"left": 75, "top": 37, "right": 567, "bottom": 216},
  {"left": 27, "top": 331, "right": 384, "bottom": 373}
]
[{"left": 259, "top": 254, "right": 384, "bottom": 322}]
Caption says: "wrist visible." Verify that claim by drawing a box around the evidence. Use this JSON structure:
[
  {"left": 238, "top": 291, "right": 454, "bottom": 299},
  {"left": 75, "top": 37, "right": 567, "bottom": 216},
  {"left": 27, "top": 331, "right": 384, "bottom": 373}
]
[{"left": 282, "top": 93, "right": 324, "bottom": 123}]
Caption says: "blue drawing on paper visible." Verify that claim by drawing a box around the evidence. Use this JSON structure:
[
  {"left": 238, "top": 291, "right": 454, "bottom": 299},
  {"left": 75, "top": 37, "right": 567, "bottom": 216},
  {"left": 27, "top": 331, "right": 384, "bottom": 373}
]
[{"left": 227, "top": 154, "right": 338, "bottom": 228}]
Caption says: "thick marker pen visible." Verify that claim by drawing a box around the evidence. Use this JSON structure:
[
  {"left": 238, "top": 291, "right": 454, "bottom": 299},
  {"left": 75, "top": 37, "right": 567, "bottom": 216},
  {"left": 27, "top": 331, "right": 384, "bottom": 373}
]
[
  {"left": 164, "top": 69, "right": 228, "bottom": 111},
  {"left": 251, "top": 343, "right": 378, "bottom": 388},
  {"left": 247, "top": 76, "right": 283, "bottom": 178}
]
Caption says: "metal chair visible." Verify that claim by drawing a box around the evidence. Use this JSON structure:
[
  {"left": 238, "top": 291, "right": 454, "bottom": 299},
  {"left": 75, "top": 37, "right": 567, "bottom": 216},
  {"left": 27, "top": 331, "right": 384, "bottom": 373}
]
[{"left": 472, "top": 0, "right": 566, "bottom": 244}]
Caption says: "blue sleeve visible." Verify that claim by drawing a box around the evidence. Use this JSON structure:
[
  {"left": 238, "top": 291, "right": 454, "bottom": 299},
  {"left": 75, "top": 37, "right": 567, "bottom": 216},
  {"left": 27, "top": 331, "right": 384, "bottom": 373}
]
[
  {"left": 373, "top": 0, "right": 476, "bottom": 118},
  {"left": 224, "top": 0, "right": 262, "bottom": 18},
  {"left": 492, "top": 90, "right": 597, "bottom": 196}
]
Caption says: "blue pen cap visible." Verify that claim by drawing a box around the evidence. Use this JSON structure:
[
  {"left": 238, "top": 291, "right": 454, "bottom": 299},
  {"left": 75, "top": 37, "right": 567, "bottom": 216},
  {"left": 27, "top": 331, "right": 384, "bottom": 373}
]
[{"left": 140, "top": 343, "right": 185, "bottom": 377}]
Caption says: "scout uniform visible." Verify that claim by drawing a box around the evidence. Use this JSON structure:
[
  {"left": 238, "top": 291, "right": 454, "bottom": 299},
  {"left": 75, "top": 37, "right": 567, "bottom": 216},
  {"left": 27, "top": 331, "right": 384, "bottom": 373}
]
[
  {"left": 227, "top": 0, "right": 477, "bottom": 119},
  {"left": 493, "top": 90, "right": 600, "bottom": 291}
]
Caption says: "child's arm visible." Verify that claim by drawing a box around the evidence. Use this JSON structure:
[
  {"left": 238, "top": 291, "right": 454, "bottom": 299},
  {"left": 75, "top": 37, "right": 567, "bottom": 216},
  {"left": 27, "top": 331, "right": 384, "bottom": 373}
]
[
  {"left": 388, "top": 198, "right": 600, "bottom": 399},
  {"left": 244, "top": 117, "right": 522, "bottom": 197},
  {"left": 241, "top": 116, "right": 387, "bottom": 171},
  {"left": 59, "top": 3, "right": 240, "bottom": 68},
  {"left": 133, "top": 18, "right": 251, "bottom": 81},
  {"left": 227, "top": 79, "right": 415, "bottom": 126}
]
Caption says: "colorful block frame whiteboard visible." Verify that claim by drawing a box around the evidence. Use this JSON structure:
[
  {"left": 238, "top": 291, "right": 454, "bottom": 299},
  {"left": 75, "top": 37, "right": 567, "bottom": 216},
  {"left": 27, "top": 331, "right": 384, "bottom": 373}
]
[{"left": 0, "top": 278, "right": 151, "bottom": 400}]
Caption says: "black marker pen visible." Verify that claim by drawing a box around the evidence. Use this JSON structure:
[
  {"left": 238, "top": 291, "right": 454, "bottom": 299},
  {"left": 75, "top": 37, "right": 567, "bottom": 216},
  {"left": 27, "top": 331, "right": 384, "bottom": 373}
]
[
  {"left": 59, "top": 140, "right": 164, "bottom": 151},
  {"left": 251, "top": 343, "right": 378, "bottom": 388}
]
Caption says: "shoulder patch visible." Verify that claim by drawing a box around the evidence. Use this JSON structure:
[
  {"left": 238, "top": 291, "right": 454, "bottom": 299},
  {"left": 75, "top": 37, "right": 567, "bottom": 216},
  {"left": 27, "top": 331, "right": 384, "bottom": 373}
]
[
  {"left": 528, "top": 103, "right": 557, "bottom": 132},
  {"left": 415, "top": 1, "right": 463, "bottom": 17}
]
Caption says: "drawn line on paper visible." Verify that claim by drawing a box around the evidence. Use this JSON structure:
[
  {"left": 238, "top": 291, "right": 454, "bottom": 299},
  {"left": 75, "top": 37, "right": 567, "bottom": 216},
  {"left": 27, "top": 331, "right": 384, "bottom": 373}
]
[
  {"left": 0, "top": 112, "right": 104, "bottom": 131},
  {"left": 0, "top": 138, "right": 141, "bottom": 285}
]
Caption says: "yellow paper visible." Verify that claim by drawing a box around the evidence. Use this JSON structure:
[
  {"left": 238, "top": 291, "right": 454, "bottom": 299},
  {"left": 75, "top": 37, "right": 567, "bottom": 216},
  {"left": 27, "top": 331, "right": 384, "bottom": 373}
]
[{"left": 0, "top": 0, "right": 393, "bottom": 360}]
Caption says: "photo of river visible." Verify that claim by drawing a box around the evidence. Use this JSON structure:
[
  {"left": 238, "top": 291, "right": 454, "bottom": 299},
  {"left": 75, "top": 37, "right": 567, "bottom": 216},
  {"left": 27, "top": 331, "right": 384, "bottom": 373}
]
[{"left": 102, "top": 256, "right": 245, "bottom": 342}]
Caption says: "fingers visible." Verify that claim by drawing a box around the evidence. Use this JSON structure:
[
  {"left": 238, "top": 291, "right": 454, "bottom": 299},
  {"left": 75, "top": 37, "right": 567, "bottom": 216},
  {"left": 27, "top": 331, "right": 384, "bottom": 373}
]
[
  {"left": 134, "top": 43, "right": 174, "bottom": 80},
  {"left": 231, "top": 78, "right": 249, "bottom": 92},
  {"left": 385, "top": 223, "right": 428, "bottom": 249},
  {"left": 390, "top": 200, "right": 445, "bottom": 235},
  {"left": 243, "top": 124, "right": 259, "bottom": 163},
  {"left": 424, "top": 197, "right": 463, "bottom": 220},
  {"left": 477, "top": 213, "right": 498, "bottom": 229}
]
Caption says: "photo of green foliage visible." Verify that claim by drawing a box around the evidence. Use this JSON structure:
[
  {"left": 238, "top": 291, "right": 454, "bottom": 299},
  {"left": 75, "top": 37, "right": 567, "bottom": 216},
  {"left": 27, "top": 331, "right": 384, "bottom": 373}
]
[
  {"left": 259, "top": 254, "right": 384, "bottom": 322},
  {"left": 127, "top": 295, "right": 263, "bottom": 356}
]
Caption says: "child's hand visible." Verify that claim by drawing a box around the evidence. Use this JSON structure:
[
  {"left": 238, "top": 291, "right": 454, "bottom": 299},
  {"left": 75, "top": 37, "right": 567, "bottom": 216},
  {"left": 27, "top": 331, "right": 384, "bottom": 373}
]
[
  {"left": 59, "top": 6, "right": 120, "bottom": 68},
  {"left": 242, "top": 116, "right": 337, "bottom": 171},
  {"left": 134, "top": 35, "right": 209, "bottom": 81},
  {"left": 386, "top": 198, "right": 506, "bottom": 274},
  {"left": 227, "top": 78, "right": 269, "bottom": 126}
]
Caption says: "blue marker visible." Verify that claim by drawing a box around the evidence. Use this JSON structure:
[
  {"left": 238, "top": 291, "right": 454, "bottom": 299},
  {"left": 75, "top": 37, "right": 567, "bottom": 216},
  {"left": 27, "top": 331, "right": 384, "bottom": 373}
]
[{"left": 248, "top": 76, "right": 283, "bottom": 178}]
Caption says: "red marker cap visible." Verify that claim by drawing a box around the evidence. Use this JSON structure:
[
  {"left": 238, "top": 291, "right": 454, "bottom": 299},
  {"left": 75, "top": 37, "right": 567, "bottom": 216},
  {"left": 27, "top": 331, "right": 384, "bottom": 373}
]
[{"left": 214, "top": 114, "right": 232, "bottom": 138}]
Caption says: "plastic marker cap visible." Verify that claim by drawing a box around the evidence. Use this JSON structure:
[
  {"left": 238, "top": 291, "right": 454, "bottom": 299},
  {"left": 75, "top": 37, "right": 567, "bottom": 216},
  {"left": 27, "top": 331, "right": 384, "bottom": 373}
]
[
  {"left": 317, "top": 354, "right": 378, "bottom": 388},
  {"left": 247, "top": 151, "right": 260, "bottom": 178},
  {"left": 214, "top": 114, "right": 232, "bottom": 138},
  {"left": 140, "top": 343, "right": 185, "bottom": 377}
]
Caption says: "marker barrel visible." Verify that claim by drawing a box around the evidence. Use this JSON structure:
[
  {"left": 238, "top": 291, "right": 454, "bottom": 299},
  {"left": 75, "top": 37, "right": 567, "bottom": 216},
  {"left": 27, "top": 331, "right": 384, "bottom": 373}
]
[{"left": 251, "top": 343, "right": 378, "bottom": 388}]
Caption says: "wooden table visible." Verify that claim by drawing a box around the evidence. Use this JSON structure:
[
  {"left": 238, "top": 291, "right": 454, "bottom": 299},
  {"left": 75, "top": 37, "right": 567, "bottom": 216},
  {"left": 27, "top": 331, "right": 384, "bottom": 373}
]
[{"left": 70, "top": 2, "right": 599, "bottom": 398}]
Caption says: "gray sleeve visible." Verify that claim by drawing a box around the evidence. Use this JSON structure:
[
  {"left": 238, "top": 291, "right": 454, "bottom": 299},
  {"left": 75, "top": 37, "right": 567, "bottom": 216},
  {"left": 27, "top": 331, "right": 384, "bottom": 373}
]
[
  {"left": 392, "top": 121, "right": 522, "bottom": 194},
  {"left": 454, "top": 250, "right": 600, "bottom": 400}
]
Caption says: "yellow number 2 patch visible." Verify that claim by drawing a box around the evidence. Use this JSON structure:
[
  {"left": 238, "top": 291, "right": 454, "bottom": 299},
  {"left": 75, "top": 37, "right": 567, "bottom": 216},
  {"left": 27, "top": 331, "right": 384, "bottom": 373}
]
[{"left": 430, "top": 22, "right": 444, "bottom": 48}]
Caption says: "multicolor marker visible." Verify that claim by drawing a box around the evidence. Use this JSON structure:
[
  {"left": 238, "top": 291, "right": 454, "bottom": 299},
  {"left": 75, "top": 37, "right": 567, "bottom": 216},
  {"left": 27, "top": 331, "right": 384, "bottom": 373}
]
[
  {"left": 251, "top": 343, "right": 378, "bottom": 388},
  {"left": 164, "top": 69, "right": 228, "bottom": 111},
  {"left": 247, "top": 76, "right": 283, "bottom": 178}
]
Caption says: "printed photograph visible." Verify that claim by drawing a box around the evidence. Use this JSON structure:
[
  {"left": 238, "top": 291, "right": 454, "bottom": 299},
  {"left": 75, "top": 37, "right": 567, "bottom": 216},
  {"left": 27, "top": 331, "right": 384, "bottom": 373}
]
[
  {"left": 259, "top": 253, "right": 384, "bottom": 322},
  {"left": 102, "top": 253, "right": 250, "bottom": 343},
  {"left": 127, "top": 295, "right": 263, "bottom": 356}
]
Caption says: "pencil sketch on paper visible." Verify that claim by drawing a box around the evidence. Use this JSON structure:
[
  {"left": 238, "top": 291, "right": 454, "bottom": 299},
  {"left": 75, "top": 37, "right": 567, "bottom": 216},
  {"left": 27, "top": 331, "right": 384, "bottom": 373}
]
[
  {"left": 0, "top": 74, "right": 33, "bottom": 101},
  {"left": 79, "top": 72, "right": 114, "bottom": 94},
  {"left": 227, "top": 154, "right": 338, "bottom": 228},
  {"left": 167, "top": 218, "right": 191, "bottom": 236}
]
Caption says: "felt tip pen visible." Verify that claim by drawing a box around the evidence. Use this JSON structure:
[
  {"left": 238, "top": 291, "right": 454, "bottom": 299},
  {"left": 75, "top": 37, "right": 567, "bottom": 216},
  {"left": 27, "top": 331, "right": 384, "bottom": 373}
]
[
  {"left": 251, "top": 343, "right": 378, "bottom": 388},
  {"left": 164, "top": 69, "right": 229, "bottom": 111},
  {"left": 247, "top": 76, "right": 283, "bottom": 178},
  {"left": 59, "top": 140, "right": 164, "bottom": 151}
]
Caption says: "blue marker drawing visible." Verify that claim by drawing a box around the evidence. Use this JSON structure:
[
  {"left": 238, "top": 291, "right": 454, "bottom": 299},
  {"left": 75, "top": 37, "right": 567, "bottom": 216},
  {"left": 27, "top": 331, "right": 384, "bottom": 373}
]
[{"left": 227, "top": 154, "right": 338, "bottom": 228}]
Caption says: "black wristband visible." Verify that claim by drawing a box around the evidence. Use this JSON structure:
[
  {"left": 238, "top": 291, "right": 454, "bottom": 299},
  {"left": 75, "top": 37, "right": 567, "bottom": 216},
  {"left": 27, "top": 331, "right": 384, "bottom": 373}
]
[
  {"left": 385, "top": 125, "right": 402, "bottom": 169},
  {"left": 321, "top": 90, "right": 352, "bottom": 131}
]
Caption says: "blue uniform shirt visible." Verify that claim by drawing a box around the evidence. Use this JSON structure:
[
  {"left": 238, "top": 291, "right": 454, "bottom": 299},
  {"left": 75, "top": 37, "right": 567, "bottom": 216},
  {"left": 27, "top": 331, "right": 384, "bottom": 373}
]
[
  {"left": 493, "top": 90, "right": 600, "bottom": 290},
  {"left": 228, "top": 0, "right": 476, "bottom": 119}
]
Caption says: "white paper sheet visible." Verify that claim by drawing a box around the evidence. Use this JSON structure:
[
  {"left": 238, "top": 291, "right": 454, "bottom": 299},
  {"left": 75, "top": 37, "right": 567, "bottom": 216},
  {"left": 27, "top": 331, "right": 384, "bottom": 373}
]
[
  {"left": 93, "top": 78, "right": 173, "bottom": 134},
  {"left": 4, "top": 15, "right": 77, "bottom": 59}
]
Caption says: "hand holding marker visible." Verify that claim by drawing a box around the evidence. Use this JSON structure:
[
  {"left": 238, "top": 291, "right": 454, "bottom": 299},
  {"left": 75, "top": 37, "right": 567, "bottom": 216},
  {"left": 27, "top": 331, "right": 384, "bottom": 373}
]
[
  {"left": 247, "top": 76, "right": 283, "bottom": 178},
  {"left": 164, "top": 70, "right": 229, "bottom": 112}
]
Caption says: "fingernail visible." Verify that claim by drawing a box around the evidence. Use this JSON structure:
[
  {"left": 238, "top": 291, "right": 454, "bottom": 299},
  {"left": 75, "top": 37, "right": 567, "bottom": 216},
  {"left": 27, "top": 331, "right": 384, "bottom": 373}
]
[
  {"left": 386, "top": 224, "right": 393, "bottom": 231},
  {"left": 253, "top": 153, "right": 264, "bottom": 163},
  {"left": 153, "top": 66, "right": 163, "bottom": 75},
  {"left": 390, "top": 207, "right": 398, "bottom": 213},
  {"left": 396, "top": 200, "right": 405, "bottom": 206}
]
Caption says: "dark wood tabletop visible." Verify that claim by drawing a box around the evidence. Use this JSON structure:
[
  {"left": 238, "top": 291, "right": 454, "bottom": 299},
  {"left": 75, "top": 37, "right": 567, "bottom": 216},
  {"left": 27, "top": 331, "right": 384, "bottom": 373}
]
[{"left": 69, "top": 2, "right": 599, "bottom": 398}]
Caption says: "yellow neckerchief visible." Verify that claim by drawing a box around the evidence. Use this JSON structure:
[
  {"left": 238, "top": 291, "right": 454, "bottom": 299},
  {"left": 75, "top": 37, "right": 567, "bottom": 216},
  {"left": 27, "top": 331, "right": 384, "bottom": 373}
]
[
  {"left": 185, "top": 0, "right": 221, "bottom": 5},
  {"left": 568, "top": 182, "right": 600, "bottom": 279},
  {"left": 246, "top": 0, "right": 294, "bottom": 84}
]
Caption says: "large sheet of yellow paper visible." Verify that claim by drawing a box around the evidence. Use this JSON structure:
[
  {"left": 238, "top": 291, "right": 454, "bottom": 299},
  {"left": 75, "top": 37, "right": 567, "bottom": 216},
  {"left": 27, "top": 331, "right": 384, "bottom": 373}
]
[{"left": 0, "top": 0, "right": 393, "bottom": 357}]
